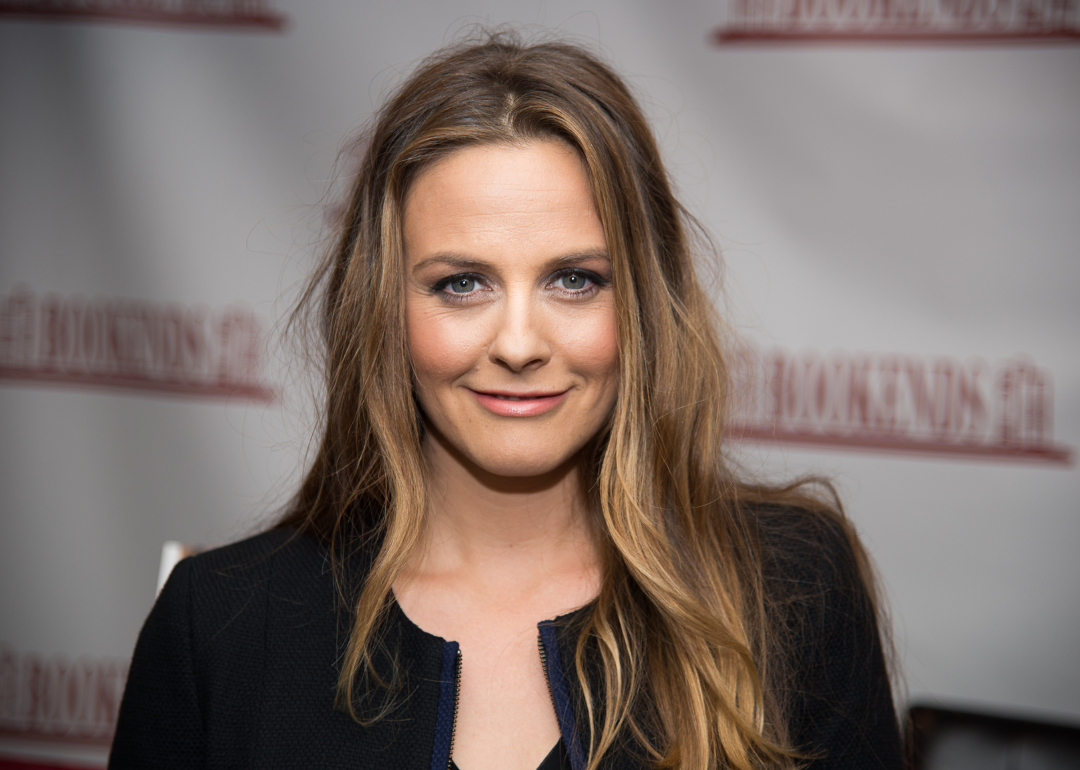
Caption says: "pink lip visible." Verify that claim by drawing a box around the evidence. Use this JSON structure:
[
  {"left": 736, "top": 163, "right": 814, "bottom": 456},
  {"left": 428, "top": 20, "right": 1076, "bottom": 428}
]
[{"left": 470, "top": 389, "right": 569, "bottom": 417}]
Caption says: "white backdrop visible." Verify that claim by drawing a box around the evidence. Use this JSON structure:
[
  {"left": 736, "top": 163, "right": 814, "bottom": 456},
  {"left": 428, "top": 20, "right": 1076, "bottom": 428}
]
[{"left": 1, "top": 1, "right": 1078, "bottom": 766}]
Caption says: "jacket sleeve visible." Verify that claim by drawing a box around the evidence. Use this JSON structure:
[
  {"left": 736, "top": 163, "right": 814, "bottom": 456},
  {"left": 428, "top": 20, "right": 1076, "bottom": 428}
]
[
  {"left": 109, "top": 557, "right": 206, "bottom": 769},
  {"left": 780, "top": 522, "right": 903, "bottom": 770}
]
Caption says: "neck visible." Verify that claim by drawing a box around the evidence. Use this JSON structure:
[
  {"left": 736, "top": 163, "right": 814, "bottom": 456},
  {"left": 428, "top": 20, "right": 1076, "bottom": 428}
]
[{"left": 408, "top": 427, "right": 599, "bottom": 586}]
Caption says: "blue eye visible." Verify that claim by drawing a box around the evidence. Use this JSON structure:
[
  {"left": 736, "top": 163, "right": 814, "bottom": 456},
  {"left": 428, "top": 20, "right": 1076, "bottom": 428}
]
[
  {"left": 450, "top": 277, "right": 476, "bottom": 293},
  {"left": 557, "top": 272, "right": 591, "bottom": 291}
]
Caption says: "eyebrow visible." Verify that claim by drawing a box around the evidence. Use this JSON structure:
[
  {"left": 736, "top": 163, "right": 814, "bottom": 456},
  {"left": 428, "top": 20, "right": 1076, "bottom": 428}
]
[{"left": 411, "top": 249, "right": 610, "bottom": 273}]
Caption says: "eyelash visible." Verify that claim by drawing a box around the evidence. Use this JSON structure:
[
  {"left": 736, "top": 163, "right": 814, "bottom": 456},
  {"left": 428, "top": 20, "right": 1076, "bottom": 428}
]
[{"left": 430, "top": 269, "right": 610, "bottom": 302}]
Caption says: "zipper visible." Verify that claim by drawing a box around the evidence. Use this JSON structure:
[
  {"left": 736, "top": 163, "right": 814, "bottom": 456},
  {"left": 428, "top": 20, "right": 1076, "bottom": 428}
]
[
  {"left": 538, "top": 631, "right": 557, "bottom": 712},
  {"left": 538, "top": 622, "right": 585, "bottom": 770},
  {"left": 432, "top": 641, "right": 461, "bottom": 770},
  {"left": 447, "top": 647, "right": 462, "bottom": 770}
]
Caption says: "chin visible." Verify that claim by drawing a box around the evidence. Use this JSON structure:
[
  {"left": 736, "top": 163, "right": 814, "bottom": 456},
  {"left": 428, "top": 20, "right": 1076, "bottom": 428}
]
[
  {"left": 449, "top": 436, "right": 583, "bottom": 477},
  {"left": 469, "top": 444, "right": 582, "bottom": 480},
  {"left": 423, "top": 417, "right": 600, "bottom": 483}
]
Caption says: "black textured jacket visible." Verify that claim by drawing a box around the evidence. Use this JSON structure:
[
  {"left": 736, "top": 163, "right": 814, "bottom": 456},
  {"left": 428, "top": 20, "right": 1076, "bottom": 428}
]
[{"left": 110, "top": 518, "right": 902, "bottom": 769}]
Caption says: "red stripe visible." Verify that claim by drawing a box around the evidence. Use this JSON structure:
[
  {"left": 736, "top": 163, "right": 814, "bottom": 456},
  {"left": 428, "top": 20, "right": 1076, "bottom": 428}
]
[
  {"left": 0, "top": 365, "right": 276, "bottom": 403},
  {"left": 727, "top": 424, "right": 1074, "bottom": 465},
  {"left": 714, "top": 28, "right": 1080, "bottom": 43},
  {"left": 0, "top": 760, "right": 101, "bottom": 770},
  {"left": 0, "top": 4, "right": 287, "bottom": 31}
]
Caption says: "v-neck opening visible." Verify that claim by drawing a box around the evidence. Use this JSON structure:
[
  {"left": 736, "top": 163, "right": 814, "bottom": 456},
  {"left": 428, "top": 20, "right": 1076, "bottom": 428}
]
[
  {"left": 387, "top": 590, "right": 595, "bottom": 644},
  {"left": 450, "top": 738, "right": 570, "bottom": 770}
]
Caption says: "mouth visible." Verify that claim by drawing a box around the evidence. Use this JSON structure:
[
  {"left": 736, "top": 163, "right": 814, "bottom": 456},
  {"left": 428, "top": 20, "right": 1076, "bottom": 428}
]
[
  {"left": 469, "top": 389, "right": 569, "bottom": 417},
  {"left": 478, "top": 391, "right": 566, "bottom": 400}
]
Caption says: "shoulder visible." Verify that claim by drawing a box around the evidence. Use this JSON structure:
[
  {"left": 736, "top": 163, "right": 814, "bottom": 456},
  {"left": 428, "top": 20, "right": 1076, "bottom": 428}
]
[
  {"left": 746, "top": 505, "right": 902, "bottom": 769},
  {"left": 113, "top": 529, "right": 374, "bottom": 767},
  {"left": 168, "top": 527, "right": 325, "bottom": 596},
  {"left": 157, "top": 528, "right": 338, "bottom": 654},
  {"left": 745, "top": 503, "right": 878, "bottom": 650},
  {"left": 749, "top": 504, "right": 865, "bottom": 596},
  {"left": 176, "top": 527, "right": 327, "bottom": 590}
]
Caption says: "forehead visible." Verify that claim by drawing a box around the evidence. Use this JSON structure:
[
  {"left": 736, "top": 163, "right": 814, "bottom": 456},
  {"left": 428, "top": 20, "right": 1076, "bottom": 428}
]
[{"left": 401, "top": 140, "right": 606, "bottom": 267}]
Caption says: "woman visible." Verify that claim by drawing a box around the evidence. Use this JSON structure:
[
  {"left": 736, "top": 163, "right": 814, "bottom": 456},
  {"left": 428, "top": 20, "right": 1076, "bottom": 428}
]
[{"left": 110, "top": 34, "right": 902, "bottom": 770}]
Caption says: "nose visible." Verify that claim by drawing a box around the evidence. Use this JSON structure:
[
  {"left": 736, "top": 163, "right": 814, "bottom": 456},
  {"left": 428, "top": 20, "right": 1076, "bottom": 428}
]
[{"left": 487, "top": 290, "right": 550, "bottom": 372}]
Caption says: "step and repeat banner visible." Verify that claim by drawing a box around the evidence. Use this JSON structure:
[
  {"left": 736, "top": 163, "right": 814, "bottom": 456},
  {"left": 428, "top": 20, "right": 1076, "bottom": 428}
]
[{"left": 1, "top": 0, "right": 1077, "bottom": 766}]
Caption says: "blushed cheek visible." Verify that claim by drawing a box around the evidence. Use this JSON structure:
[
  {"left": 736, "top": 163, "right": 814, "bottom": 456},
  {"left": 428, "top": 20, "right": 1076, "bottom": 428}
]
[
  {"left": 406, "top": 306, "right": 486, "bottom": 392},
  {"left": 561, "top": 305, "right": 619, "bottom": 396}
]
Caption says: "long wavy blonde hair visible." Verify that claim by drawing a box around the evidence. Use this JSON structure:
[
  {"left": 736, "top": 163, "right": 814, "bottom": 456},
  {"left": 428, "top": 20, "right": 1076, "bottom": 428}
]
[{"left": 279, "top": 32, "right": 889, "bottom": 770}]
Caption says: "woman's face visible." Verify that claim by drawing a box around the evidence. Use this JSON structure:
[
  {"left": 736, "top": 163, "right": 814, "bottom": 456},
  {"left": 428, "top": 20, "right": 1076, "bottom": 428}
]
[{"left": 404, "top": 140, "right": 619, "bottom": 479}]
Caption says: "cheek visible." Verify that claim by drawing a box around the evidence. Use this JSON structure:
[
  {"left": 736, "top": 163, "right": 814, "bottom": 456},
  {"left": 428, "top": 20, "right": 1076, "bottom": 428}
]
[
  {"left": 406, "top": 304, "right": 486, "bottom": 389},
  {"left": 557, "top": 303, "right": 619, "bottom": 387}
]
